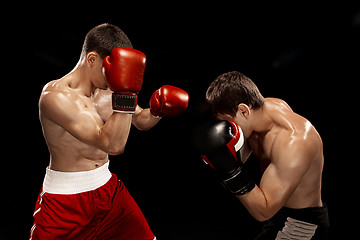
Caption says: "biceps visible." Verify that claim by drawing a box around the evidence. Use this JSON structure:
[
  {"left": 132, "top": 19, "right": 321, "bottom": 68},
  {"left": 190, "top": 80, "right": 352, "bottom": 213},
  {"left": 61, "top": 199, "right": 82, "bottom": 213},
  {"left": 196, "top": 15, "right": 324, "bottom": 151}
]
[{"left": 259, "top": 163, "right": 302, "bottom": 208}]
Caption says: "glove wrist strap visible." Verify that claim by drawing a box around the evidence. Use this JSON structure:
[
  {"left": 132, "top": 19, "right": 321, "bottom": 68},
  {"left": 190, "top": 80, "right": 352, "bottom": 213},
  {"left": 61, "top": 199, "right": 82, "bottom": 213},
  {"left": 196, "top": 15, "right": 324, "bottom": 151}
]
[
  {"left": 112, "top": 92, "right": 138, "bottom": 113},
  {"left": 222, "top": 162, "right": 255, "bottom": 195}
]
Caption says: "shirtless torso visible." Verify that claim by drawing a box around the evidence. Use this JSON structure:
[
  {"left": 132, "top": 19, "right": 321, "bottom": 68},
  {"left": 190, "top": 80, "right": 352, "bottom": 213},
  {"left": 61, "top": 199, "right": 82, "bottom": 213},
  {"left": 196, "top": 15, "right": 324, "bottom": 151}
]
[
  {"left": 40, "top": 78, "right": 111, "bottom": 171},
  {"left": 39, "top": 60, "right": 160, "bottom": 172},
  {"left": 248, "top": 98, "right": 323, "bottom": 208}
]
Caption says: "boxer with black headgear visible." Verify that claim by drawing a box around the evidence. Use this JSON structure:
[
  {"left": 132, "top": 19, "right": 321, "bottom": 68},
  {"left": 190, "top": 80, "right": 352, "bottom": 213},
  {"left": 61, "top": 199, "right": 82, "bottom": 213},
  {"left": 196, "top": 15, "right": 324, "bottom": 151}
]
[
  {"left": 30, "top": 23, "right": 188, "bottom": 240},
  {"left": 195, "top": 71, "right": 329, "bottom": 239}
]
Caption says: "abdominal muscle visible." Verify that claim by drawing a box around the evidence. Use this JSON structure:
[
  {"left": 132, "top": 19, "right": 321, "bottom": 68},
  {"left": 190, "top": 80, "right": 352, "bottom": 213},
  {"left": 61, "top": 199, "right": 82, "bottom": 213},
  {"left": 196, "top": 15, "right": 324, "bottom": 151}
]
[
  {"left": 48, "top": 143, "right": 109, "bottom": 172},
  {"left": 43, "top": 120, "right": 109, "bottom": 172}
]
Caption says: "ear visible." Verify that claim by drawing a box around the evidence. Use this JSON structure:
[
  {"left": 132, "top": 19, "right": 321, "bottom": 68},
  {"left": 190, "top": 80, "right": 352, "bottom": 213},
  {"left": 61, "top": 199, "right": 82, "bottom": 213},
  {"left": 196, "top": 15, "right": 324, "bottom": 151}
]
[
  {"left": 86, "top": 51, "right": 98, "bottom": 68},
  {"left": 237, "top": 104, "right": 251, "bottom": 119}
]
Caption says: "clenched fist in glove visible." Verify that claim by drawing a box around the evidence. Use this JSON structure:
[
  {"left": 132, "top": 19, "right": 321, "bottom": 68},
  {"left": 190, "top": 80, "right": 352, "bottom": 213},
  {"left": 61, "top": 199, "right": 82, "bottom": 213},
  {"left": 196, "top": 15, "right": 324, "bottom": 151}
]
[
  {"left": 195, "top": 120, "right": 255, "bottom": 195},
  {"left": 150, "top": 85, "right": 189, "bottom": 117},
  {"left": 103, "top": 47, "right": 146, "bottom": 113}
]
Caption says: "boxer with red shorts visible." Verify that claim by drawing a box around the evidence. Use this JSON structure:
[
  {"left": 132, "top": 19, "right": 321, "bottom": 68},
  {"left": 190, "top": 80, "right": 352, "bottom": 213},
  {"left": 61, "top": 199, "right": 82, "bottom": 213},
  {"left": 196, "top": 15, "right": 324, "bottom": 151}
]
[
  {"left": 30, "top": 23, "right": 189, "bottom": 240},
  {"left": 31, "top": 163, "right": 155, "bottom": 239}
]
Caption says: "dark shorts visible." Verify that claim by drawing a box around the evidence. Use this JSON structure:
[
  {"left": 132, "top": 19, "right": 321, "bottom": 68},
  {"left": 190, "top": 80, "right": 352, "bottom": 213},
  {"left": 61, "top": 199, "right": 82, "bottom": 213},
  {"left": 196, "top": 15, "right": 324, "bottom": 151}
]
[{"left": 255, "top": 204, "right": 330, "bottom": 240}]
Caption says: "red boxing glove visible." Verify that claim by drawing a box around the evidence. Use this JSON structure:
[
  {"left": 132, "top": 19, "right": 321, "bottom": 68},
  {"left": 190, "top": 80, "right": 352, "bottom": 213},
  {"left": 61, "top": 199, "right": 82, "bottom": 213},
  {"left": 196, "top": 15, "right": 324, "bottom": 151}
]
[
  {"left": 150, "top": 85, "right": 189, "bottom": 117},
  {"left": 103, "top": 47, "right": 146, "bottom": 113}
]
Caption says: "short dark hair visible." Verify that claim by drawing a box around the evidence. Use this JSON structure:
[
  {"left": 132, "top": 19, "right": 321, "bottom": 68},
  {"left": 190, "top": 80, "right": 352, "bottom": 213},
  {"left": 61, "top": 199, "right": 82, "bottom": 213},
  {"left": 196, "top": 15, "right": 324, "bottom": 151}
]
[
  {"left": 81, "top": 23, "right": 133, "bottom": 59},
  {"left": 206, "top": 71, "right": 265, "bottom": 117}
]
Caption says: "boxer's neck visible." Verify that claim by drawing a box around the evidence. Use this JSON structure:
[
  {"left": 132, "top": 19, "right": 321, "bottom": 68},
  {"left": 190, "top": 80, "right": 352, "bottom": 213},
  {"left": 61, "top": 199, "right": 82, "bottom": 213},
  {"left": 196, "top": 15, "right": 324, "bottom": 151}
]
[{"left": 67, "top": 61, "right": 96, "bottom": 97}]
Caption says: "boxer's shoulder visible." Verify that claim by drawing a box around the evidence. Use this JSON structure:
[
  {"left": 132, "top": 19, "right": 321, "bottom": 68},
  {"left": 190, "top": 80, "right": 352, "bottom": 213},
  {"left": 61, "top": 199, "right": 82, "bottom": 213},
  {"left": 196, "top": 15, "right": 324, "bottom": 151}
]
[
  {"left": 259, "top": 100, "right": 322, "bottom": 165},
  {"left": 40, "top": 82, "right": 69, "bottom": 111},
  {"left": 39, "top": 78, "right": 89, "bottom": 122},
  {"left": 268, "top": 121, "right": 322, "bottom": 173}
]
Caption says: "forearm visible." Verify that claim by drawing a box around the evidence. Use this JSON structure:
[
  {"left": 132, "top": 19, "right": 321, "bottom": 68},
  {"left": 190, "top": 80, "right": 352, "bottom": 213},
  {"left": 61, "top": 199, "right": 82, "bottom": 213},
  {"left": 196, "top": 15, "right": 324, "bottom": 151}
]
[
  {"left": 97, "top": 112, "right": 132, "bottom": 155},
  {"left": 132, "top": 107, "right": 161, "bottom": 131}
]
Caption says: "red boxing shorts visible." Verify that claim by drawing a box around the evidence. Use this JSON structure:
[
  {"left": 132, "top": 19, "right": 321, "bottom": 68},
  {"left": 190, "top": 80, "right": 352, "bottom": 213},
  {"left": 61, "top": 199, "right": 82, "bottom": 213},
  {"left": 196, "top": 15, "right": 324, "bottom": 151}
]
[{"left": 30, "top": 161, "right": 155, "bottom": 240}]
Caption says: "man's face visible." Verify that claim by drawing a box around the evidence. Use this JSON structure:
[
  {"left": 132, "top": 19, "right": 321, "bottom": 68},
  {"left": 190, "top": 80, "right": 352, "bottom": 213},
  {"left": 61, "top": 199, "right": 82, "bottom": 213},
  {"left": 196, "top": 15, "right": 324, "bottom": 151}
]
[
  {"left": 86, "top": 51, "right": 108, "bottom": 90},
  {"left": 93, "top": 56, "right": 108, "bottom": 90}
]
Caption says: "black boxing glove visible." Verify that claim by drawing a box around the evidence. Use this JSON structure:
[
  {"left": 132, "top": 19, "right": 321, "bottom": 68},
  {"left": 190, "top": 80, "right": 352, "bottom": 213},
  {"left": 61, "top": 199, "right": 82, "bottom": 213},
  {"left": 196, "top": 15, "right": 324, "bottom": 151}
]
[{"left": 194, "top": 120, "right": 255, "bottom": 195}]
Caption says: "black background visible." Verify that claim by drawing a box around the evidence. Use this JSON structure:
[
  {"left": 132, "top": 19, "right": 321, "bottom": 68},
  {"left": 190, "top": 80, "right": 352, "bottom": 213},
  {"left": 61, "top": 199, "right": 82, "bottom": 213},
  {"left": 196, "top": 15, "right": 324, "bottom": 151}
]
[{"left": 3, "top": 3, "right": 359, "bottom": 239}]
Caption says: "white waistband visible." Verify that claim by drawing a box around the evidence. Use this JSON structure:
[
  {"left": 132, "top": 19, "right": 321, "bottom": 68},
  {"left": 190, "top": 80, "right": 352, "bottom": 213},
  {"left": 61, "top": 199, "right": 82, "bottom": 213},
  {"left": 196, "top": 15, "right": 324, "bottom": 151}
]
[{"left": 43, "top": 161, "right": 112, "bottom": 194}]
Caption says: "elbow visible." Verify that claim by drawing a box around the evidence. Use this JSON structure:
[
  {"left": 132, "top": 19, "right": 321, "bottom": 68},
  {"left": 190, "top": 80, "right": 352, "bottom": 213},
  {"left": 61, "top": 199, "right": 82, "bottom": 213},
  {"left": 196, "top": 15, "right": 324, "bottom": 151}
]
[
  {"left": 133, "top": 121, "right": 153, "bottom": 131},
  {"left": 106, "top": 147, "right": 125, "bottom": 156},
  {"left": 250, "top": 209, "right": 277, "bottom": 222},
  {"left": 135, "top": 125, "right": 152, "bottom": 131},
  {"left": 97, "top": 136, "right": 126, "bottom": 155},
  {"left": 253, "top": 213, "right": 273, "bottom": 222},
  {"left": 107, "top": 143, "right": 126, "bottom": 155}
]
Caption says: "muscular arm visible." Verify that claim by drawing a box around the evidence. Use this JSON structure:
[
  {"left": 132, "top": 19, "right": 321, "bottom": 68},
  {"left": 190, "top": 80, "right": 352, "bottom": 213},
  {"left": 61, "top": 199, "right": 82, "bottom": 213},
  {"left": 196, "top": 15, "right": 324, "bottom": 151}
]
[
  {"left": 40, "top": 90, "right": 132, "bottom": 155},
  {"left": 132, "top": 105, "right": 161, "bottom": 131},
  {"left": 95, "top": 89, "right": 160, "bottom": 131},
  {"left": 236, "top": 134, "right": 314, "bottom": 221}
]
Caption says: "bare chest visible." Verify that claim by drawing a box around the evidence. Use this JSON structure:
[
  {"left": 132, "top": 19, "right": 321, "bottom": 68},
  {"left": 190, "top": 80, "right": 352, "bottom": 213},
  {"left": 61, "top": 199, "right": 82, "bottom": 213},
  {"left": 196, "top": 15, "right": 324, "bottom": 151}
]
[
  {"left": 92, "top": 90, "right": 113, "bottom": 122},
  {"left": 248, "top": 133, "right": 274, "bottom": 172},
  {"left": 77, "top": 92, "right": 112, "bottom": 123},
  {"left": 249, "top": 134, "right": 268, "bottom": 159}
]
